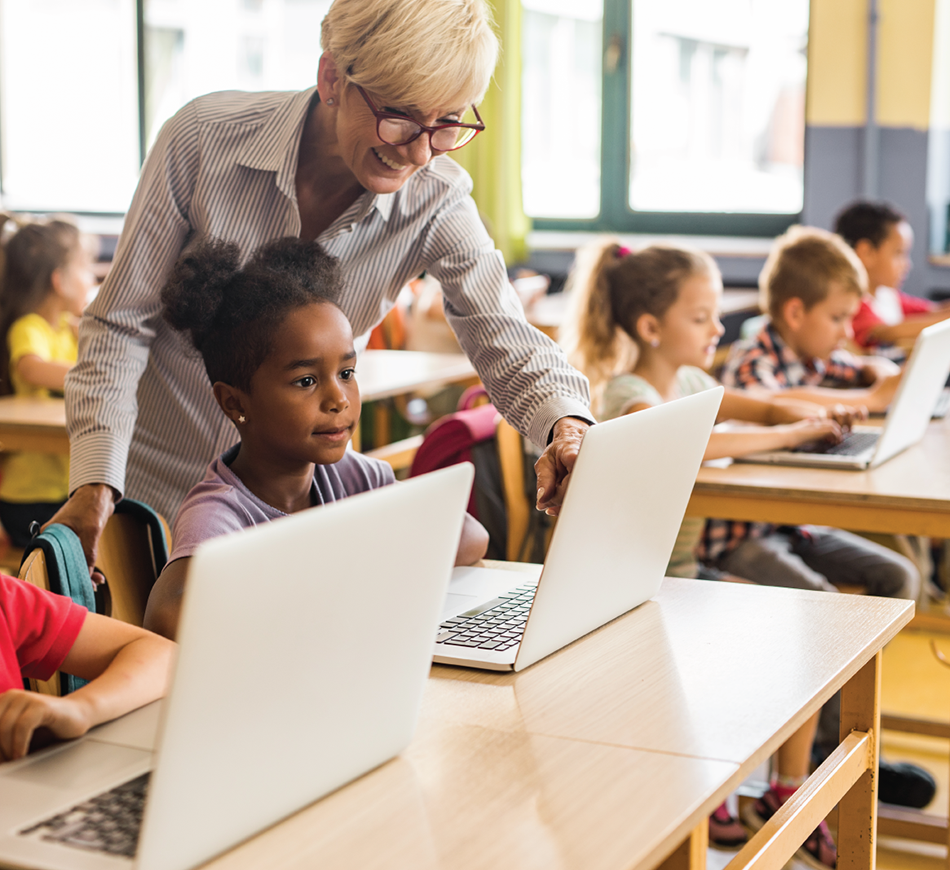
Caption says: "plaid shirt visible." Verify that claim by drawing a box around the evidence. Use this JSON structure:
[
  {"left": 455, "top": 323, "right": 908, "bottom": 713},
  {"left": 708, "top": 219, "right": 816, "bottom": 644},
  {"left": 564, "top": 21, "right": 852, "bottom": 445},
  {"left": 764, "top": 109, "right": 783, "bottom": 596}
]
[{"left": 700, "top": 321, "right": 865, "bottom": 562}]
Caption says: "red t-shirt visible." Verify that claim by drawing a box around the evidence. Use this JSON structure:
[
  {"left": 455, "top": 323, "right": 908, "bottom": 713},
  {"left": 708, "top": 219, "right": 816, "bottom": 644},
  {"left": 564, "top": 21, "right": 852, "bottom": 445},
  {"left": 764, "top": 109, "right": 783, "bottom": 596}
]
[
  {"left": 0, "top": 573, "right": 87, "bottom": 693},
  {"left": 851, "top": 290, "right": 934, "bottom": 348}
]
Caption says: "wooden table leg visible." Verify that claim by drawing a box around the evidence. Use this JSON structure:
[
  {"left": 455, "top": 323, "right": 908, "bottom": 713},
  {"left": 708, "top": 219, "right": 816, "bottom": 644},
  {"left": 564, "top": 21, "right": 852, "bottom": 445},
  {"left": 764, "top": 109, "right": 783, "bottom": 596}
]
[
  {"left": 837, "top": 651, "right": 881, "bottom": 870},
  {"left": 657, "top": 822, "right": 708, "bottom": 870}
]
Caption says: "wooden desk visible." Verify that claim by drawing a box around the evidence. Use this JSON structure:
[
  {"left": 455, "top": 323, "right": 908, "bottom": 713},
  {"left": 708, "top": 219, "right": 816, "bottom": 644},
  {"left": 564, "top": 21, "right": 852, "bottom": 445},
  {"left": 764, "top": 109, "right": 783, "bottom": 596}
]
[
  {"left": 357, "top": 350, "right": 476, "bottom": 403},
  {"left": 201, "top": 578, "right": 912, "bottom": 870},
  {"left": 0, "top": 351, "right": 479, "bottom": 457},
  {"left": 0, "top": 396, "right": 68, "bottom": 454},
  {"left": 687, "top": 416, "right": 950, "bottom": 538}
]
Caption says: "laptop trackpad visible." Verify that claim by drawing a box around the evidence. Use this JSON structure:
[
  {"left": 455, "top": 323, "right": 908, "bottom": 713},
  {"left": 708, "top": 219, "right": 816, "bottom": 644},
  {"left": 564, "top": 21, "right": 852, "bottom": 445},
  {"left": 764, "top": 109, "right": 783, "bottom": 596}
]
[
  {"left": 441, "top": 593, "right": 483, "bottom": 619},
  {"left": 5, "top": 740, "right": 151, "bottom": 791},
  {"left": 441, "top": 565, "right": 543, "bottom": 620}
]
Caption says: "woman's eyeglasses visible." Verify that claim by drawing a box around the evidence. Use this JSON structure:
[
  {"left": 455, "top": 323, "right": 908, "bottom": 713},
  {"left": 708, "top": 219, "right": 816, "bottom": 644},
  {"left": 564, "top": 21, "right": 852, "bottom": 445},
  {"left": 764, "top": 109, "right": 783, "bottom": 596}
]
[{"left": 355, "top": 86, "right": 484, "bottom": 152}]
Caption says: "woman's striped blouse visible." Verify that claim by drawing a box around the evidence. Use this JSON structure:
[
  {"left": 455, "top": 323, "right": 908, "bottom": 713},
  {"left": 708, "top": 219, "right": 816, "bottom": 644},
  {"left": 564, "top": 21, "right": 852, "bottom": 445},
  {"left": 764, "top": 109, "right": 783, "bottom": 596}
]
[{"left": 66, "top": 87, "right": 591, "bottom": 521}]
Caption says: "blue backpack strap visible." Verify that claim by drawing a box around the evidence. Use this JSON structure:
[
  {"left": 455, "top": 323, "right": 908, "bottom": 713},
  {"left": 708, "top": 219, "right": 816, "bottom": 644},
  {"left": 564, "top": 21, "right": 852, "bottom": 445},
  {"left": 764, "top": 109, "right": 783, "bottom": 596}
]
[{"left": 19, "top": 524, "right": 94, "bottom": 695}]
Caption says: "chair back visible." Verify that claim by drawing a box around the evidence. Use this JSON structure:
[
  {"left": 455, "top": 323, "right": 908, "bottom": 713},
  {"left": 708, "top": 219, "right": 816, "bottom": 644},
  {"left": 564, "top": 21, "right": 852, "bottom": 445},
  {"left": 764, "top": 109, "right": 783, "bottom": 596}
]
[{"left": 96, "top": 499, "right": 171, "bottom": 627}]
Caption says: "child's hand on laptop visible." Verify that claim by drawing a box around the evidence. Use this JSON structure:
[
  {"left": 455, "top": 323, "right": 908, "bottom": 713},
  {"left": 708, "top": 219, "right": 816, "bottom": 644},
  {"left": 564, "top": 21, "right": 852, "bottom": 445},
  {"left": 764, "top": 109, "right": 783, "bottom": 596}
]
[
  {"left": 781, "top": 417, "right": 844, "bottom": 449},
  {"left": 0, "top": 690, "right": 91, "bottom": 761},
  {"left": 825, "top": 403, "right": 868, "bottom": 431}
]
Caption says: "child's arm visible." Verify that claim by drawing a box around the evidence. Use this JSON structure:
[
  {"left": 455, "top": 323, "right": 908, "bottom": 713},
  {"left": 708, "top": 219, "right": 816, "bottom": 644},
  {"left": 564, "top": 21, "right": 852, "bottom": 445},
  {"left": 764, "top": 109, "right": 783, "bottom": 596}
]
[
  {"left": 14, "top": 355, "right": 72, "bottom": 392},
  {"left": 764, "top": 372, "right": 901, "bottom": 414},
  {"left": 723, "top": 390, "right": 867, "bottom": 429},
  {"left": 858, "top": 355, "right": 901, "bottom": 383},
  {"left": 144, "top": 559, "right": 190, "bottom": 640},
  {"left": 0, "top": 615, "right": 174, "bottom": 762},
  {"left": 623, "top": 400, "right": 842, "bottom": 461},
  {"left": 456, "top": 513, "right": 489, "bottom": 566},
  {"left": 864, "top": 308, "right": 950, "bottom": 345},
  {"left": 704, "top": 418, "right": 842, "bottom": 461}
]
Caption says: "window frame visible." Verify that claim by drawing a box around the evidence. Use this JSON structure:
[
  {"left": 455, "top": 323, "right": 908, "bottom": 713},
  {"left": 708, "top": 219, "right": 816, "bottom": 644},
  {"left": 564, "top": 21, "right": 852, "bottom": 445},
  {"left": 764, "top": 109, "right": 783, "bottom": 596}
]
[{"left": 529, "top": 0, "right": 806, "bottom": 238}]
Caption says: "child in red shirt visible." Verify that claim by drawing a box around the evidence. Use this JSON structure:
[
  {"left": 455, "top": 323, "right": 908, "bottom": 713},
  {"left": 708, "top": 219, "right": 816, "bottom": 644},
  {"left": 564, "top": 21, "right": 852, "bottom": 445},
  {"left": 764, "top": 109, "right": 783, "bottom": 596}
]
[
  {"left": 835, "top": 200, "right": 950, "bottom": 351},
  {"left": 0, "top": 573, "right": 173, "bottom": 762}
]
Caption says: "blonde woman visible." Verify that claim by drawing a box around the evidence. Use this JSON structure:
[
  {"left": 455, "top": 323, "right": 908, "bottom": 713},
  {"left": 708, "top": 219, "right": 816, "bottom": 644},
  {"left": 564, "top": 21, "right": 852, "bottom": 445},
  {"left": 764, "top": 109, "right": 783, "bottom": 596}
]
[{"left": 59, "top": 0, "right": 592, "bottom": 573}]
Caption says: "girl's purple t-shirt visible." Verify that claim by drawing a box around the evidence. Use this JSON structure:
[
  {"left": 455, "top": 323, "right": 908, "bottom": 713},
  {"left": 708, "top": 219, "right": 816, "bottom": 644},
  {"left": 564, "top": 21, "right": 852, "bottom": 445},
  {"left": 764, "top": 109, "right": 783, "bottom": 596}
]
[{"left": 168, "top": 445, "right": 395, "bottom": 563}]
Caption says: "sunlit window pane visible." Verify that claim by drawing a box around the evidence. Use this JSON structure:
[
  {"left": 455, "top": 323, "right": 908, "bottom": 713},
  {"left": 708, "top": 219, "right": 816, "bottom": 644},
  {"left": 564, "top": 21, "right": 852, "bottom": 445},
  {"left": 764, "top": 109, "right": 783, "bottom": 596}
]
[
  {"left": 629, "top": 0, "right": 807, "bottom": 214},
  {"left": 522, "top": 0, "right": 603, "bottom": 219},
  {"left": 0, "top": 0, "right": 140, "bottom": 212},
  {"left": 143, "top": 0, "right": 332, "bottom": 151}
]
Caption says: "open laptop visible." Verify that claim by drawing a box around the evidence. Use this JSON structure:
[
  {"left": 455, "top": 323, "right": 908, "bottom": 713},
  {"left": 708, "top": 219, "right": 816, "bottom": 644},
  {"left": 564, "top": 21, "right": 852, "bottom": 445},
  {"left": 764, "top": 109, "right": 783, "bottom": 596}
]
[
  {"left": 0, "top": 463, "right": 473, "bottom": 870},
  {"left": 734, "top": 318, "right": 950, "bottom": 470},
  {"left": 434, "top": 386, "right": 724, "bottom": 672}
]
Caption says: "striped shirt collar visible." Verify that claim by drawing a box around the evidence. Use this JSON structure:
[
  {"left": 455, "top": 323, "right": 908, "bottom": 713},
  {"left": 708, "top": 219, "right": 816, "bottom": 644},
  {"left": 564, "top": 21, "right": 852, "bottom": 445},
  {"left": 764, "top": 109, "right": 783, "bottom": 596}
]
[{"left": 235, "top": 86, "right": 394, "bottom": 223}]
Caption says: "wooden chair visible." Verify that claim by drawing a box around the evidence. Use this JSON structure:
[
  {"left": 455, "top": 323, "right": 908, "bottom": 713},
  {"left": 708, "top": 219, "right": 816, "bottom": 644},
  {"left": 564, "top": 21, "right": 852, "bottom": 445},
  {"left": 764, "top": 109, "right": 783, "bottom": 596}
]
[
  {"left": 495, "top": 418, "right": 555, "bottom": 563},
  {"left": 18, "top": 547, "right": 63, "bottom": 696},
  {"left": 96, "top": 505, "right": 172, "bottom": 627}
]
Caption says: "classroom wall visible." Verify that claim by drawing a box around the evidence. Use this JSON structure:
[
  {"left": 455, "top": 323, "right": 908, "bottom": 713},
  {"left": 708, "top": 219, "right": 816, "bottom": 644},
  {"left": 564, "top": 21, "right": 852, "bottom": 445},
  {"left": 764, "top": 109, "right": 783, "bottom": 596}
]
[{"left": 803, "top": 0, "right": 950, "bottom": 297}]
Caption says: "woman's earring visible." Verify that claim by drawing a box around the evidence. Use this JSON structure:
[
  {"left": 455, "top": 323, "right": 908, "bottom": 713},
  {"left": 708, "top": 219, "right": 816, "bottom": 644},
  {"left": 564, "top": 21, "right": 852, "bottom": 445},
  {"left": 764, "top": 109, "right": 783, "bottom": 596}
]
[
  {"left": 238, "top": 415, "right": 246, "bottom": 424},
  {"left": 650, "top": 339, "right": 660, "bottom": 348},
  {"left": 326, "top": 98, "right": 334, "bottom": 105}
]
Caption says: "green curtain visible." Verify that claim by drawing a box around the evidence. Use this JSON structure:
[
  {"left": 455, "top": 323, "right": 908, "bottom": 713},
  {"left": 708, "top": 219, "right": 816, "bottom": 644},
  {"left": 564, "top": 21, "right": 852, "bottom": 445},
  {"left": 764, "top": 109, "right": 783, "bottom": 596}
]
[{"left": 451, "top": 0, "right": 530, "bottom": 265}]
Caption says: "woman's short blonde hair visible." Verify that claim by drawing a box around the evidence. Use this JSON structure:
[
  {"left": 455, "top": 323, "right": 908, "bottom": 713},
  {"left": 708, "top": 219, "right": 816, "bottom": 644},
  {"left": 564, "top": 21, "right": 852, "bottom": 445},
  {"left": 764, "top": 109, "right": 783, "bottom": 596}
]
[{"left": 321, "top": 0, "right": 499, "bottom": 110}]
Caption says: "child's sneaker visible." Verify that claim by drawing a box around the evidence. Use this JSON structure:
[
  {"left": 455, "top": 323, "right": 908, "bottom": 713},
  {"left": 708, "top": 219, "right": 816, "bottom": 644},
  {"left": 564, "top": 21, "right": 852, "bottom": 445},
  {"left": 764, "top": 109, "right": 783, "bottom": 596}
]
[
  {"left": 741, "top": 785, "right": 836, "bottom": 869},
  {"left": 708, "top": 801, "right": 748, "bottom": 849}
]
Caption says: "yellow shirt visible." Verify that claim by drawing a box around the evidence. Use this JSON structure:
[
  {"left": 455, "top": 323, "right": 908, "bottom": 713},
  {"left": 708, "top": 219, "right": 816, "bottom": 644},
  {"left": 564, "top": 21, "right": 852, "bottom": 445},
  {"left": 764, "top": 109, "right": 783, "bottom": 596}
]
[{"left": 1, "top": 313, "right": 76, "bottom": 503}]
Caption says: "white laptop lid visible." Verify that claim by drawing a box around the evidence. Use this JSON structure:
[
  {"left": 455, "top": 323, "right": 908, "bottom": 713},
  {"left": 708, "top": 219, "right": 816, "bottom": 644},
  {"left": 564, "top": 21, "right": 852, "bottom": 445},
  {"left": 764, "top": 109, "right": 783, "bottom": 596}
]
[
  {"left": 513, "top": 387, "right": 723, "bottom": 671},
  {"left": 135, "top": 463, "right": 473, "bottom": 870},
  {"left": 869, "top": 318, "right": 950, "bottom": 467}
]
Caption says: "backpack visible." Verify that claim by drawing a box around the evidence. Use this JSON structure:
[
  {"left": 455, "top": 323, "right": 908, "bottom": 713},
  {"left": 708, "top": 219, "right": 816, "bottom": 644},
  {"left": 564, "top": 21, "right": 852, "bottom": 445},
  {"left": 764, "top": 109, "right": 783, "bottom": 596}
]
[
  {"left": 16, "top": 499, "right": 169, "bottom": 695},
  {"left": 19, "top": 524, "right": 96, "bottom": 695},
  {"left": 409, "top": 394, "right": 551, "bottom": 563}
]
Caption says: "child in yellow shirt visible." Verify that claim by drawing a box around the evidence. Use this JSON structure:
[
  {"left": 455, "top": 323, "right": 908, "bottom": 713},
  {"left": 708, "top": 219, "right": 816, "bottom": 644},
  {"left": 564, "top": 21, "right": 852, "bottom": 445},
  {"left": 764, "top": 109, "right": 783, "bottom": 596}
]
[{"left": 0, "top": 218, "right": 94, "bottom": 545}]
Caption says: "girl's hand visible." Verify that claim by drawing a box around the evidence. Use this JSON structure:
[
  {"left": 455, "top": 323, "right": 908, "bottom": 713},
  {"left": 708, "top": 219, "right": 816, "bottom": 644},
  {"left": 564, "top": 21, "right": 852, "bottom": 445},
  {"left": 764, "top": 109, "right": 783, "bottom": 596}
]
[
  {"left": 826, "top": 403, "right": 868, "bottom": 430},
  {"left": 0, "top": 690, "right": 91, "bottom": 762},
  {"left": 783, "top": 417, "right": 843, "bottom": 449}
]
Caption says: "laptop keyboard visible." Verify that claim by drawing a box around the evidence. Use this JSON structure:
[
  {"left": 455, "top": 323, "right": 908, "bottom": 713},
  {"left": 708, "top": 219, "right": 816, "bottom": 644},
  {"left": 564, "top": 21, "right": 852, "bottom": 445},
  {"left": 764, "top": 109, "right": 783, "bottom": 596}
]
[
  {"left": 435, "top": 583, "right": 538, "bottom": 652},
  {"left": 793, "top": 430, "right": 879, "bottom": 457},
  {"left": 19, "top": 772, "right": 149, "bottom": 858}
]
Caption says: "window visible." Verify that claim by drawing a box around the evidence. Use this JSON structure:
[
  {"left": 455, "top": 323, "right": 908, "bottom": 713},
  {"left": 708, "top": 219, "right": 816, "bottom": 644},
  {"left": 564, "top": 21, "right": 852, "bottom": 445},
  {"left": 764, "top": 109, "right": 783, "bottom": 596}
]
[
  {"left": 0, "top": 0, "right": 331, "bottom": 214},
  {"left": 0, "top": 0, "right": 140, "bottom": 213},
  {"left": 522, "top": 0, "right": 809, "bottom": 235}
]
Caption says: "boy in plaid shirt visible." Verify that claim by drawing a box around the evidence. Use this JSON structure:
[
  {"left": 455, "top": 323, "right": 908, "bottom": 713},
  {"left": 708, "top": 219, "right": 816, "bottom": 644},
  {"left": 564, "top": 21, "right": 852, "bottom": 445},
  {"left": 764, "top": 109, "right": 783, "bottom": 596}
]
[{"left": 701, "top": 226, "right": 917, "bottom": 600}]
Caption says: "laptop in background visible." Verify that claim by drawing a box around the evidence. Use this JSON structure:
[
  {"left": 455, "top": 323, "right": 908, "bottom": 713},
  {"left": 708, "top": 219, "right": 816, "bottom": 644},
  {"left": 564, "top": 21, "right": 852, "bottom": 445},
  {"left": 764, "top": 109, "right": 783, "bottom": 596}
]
[
  {"left": 734, "top": 318, "right": 950, "bottom": 470},
  {"left": 434, "top": 387, "right": 724, "bottom": 672},
  {"left": 0, "top": 463, "right": 473, "bottom": 870}
]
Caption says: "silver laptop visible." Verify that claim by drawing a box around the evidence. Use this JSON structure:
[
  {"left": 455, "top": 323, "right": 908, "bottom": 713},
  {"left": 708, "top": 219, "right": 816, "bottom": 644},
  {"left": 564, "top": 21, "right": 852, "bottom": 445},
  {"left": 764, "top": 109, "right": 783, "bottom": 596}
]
[
  {"left": 735, "top": 318, "right": 950, "bottom": 470},
  {"left": 434, "top": 386, "right": 724, "bottom": 672},
  {"left": 0, "top": 463, "right": 473, "bottom": 870}
]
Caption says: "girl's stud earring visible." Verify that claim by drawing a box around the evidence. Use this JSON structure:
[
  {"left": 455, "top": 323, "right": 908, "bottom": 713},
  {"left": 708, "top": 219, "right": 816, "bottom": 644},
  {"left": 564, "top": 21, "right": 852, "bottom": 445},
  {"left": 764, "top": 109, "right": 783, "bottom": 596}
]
[
  {"left": 238, "top": 415, "right": 246, "bottom": 424},
  {"left": 650, "top": 339, "right": 660, "bottom": 348},
  {"left": 326, "top": 98, "right": 334, "bottom": 105}
]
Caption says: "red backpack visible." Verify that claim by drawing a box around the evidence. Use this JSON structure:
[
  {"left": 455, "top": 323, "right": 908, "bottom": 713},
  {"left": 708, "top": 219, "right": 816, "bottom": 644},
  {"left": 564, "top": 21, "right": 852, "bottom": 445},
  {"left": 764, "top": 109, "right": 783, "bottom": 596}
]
[{"left": 409, "top": 388, "right": 550, "bottom": 562}]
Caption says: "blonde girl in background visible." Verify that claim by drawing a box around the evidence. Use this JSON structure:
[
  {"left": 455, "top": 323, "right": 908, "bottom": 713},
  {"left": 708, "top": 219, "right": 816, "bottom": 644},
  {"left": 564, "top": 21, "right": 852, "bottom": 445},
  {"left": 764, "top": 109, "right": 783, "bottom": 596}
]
[
  {"left": 0, "top": 216, "right": 95, "bottom": 546},
  {"left": 560, "top": 240, "right": 860, "bottom": 866}
]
